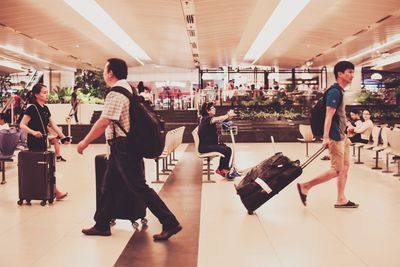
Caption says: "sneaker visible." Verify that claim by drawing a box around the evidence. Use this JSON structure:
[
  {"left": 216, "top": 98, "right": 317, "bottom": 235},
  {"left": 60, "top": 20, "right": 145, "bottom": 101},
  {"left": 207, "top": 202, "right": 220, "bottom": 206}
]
[
  {"left": 215, "top": 168, "right": 228, "bottom": 178},
  {"left": 227, "top": 169, "right": 241, "bottom": 180},
  {"left": 56, "top": 156, "right": 67, "bottom": 162}
]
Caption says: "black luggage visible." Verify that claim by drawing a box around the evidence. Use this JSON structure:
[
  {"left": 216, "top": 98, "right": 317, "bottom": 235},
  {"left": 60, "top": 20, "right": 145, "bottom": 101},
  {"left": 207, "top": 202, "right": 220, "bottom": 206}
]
[
  {"left": 95, "top": 154, "right": 147, "bottom": 228},
  {"left": 17, "top": 150, "right": 56, "bottom": 206},
  {"left": 235, "top": 147, "right": 325, "bottom": 214}
]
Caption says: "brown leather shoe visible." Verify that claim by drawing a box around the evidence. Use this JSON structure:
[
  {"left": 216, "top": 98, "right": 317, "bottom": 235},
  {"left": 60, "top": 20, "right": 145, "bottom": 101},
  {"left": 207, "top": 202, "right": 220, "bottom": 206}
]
[
  {"left": 153, "top": 224, "right": 182, "bottom": 241},
  {"left": 82, "top": 226, "right": 111, "bottom": 236}
]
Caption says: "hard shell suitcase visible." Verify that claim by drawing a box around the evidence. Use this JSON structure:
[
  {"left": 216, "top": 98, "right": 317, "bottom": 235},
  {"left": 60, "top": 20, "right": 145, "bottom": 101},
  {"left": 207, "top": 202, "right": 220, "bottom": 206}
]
[
  {"left": 95, "top": 154, "right": 147, "bottom": 228},
  {"left": 17, "top": 150, "right": 55, "bottom": 206},
  {"left": 235, "top": 147, "right": 325, "bottom": 214}
]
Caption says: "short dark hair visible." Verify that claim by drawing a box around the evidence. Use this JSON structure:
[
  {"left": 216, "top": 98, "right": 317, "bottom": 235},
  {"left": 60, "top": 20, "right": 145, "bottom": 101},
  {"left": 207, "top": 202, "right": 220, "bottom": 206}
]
[
  {"left": 31, "top": 83, "right": 46, "bottom": 99},
  {"left": 106, "top": 58, "right": 128, "bottom": 80},
  {"left": 334, "top": 61, "right": 354, "bottom": 79},
  {"left": 200, "top": 102, "right": 214, "bottom": 117}
]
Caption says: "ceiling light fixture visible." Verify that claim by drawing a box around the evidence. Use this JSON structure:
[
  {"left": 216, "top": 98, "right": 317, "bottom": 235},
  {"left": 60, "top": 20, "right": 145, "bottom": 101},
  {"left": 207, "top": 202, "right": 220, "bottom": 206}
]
[
  {"left": 0, "top": 44, "right": 75, "bottom": 71},
  {"left": 64, "top": 0, "right": 151, "bottom": 65},
  {"left": 347, "top": 34, "right": 400, "bottom": 62},
  {"left": 371, "top": 51, "right": 400, "bottom": 70},
  {"left": 0, "top": 44, "right": 52, "bottom": 64},
  {"left": 244, "top": 0, "right": 310, "bottom": 64},
  {"left": 0, "top": 60, "right": 23, "bottom": 71}
]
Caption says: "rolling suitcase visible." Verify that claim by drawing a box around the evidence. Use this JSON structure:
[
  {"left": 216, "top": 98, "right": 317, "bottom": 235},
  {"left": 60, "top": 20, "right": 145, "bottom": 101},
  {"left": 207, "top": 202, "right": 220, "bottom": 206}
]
[
  {"left": 95, "top": 154, "right": 147, "bottom": 228},
  {"left": 235, "top": 147, "right": 325, "bottom": 214},
  {"left": 17, "top": 150, "right": 56, "bottom": 206}
]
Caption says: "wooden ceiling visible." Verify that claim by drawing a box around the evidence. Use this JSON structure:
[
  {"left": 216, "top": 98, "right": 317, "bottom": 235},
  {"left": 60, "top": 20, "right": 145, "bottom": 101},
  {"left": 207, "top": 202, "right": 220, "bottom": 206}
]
[{"left": 0, "top": 0, "right": 400, "bottom": 74}]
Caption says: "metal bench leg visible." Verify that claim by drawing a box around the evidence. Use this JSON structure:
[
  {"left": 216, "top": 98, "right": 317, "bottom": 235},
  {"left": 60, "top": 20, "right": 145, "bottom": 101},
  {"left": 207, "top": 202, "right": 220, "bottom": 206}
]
[
  {"left": 394, "top": 160, "right": 400, "bottom": 177},
  {"left": 203, "top": 157, "right": 215, "bottom": 183},
  {"left": 354, "top": 147, "right": 364, "bottom": 164},
  {"left": 306, "top": 142, "right": 309, "bottom": 157},
  {"left": 152, "top": 158, "right": 164, "bottom": 183},
  {"left": 372, "top": 151, "right": 382, "bottom": 170},
  {"left": 352, "top": 145, "right": 356, "bottom": 157},
  {"left": 382, "top": 154, "right": 393, "bottom": 173},
  {"left": 1, "top": 162, "right": 5, "bottom": 185}
]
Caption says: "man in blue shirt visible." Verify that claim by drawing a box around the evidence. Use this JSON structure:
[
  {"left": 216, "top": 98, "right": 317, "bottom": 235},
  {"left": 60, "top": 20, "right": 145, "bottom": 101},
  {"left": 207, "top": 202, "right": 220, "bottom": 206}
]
[{"left": 297, "top": 61, "right": 359, "bottom": 208}]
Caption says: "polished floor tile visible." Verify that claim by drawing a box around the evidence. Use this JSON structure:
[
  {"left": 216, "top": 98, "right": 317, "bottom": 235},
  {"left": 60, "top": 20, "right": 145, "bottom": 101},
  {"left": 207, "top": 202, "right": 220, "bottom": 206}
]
[{"left": 0, "top": 142, "right": 399, "bottom": 267}]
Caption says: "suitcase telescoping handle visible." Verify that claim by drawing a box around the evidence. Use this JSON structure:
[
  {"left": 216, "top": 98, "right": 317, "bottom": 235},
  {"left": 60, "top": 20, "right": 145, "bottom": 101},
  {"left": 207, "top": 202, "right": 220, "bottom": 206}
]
[{"left": 300, "top": 146, "right": 326, "bottom": 169}]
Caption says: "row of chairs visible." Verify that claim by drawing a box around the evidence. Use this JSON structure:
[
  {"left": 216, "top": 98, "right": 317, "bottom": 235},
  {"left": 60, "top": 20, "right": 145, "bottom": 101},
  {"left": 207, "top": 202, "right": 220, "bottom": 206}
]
[
  {"left": 153, "top": 126, "right": 185, "bottom": 183},
  {"left": 352, "top": 126, "right": 400, "bottom": 176},
  {"left": 0, "top": 129, "right": 20, "bottom": 184}
]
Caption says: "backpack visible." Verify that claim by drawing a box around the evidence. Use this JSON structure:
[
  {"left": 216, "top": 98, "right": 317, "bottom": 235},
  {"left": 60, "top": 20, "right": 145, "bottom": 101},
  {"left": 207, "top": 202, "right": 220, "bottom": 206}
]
[
  {"left": 310, "top": 85, "right": 343, "bottom": 137},
  {"left": 110, "top": 86, "right": 166, "bottom": 159}
]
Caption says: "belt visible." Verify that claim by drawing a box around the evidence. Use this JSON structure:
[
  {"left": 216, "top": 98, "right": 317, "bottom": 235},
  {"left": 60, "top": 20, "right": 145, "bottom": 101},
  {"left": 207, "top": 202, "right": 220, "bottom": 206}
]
[{"left": 107, "top": 136, "right": 127, "bottom": 146}]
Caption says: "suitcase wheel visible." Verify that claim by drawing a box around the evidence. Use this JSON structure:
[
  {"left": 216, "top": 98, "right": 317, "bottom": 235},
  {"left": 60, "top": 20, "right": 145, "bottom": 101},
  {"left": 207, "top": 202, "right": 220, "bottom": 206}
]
[
  {"left": 247, "top": 210, "right": 254, "bottom": 215},
  {"left": 109, "top": 219, "right": 116, "bottom": 226},
  {"left": 132, "top": 221, "right": 139, "bottom": 230},
  {"left": 48, "top": 199, "right": 54, "bottom": 204},
  {"left": 40, "top": 200, "right": 47, "bottom": 206},
  {"left": 17, "top": 199, "right": 23, "bottom": 205},
  {"left": 141, "top": 218, "right": 148, "bottom": 226},
  {"left": 26, "top": 200, "right": 32, "bottom": 205}
]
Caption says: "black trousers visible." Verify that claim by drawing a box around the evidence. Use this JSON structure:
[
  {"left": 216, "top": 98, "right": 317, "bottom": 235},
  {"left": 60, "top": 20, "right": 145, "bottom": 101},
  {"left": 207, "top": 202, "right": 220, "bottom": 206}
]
[
  {"left": 199, "top": 144, "right": 232, "bottom": 170},
  {"left": 94, "top": 138, "right": 179, "bottom": 230},
  {"left": 349, "top": 134, "right": 368, "bottom": 144},
  {"left": 72, "top": 106, "right": 78, "bottom": 123}
]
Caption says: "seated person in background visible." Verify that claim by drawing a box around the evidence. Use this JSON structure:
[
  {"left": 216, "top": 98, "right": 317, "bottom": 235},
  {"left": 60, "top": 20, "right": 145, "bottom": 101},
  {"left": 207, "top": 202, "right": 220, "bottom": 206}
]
[
  {"left": 198, "top": 102, "right": 236, "bottom": 178},
  {"left": 0, "top": 113, "right": 10, "bottom": 130},
  {"left": 139, "top": 86, "right": 153, "bottom": 105},
  {"left": 347, "top": 109, "right": 374, "bottom": 144}
]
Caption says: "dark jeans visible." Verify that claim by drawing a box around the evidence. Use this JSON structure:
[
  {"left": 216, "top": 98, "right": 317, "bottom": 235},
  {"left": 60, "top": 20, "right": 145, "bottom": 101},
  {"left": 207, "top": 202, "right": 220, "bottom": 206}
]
[
  {"left": 94, "top": 138, "right": 179, "bottom": 230},
  {"left": 199, "top": 144, "right": 232, "bottom": 170},
  {"left": 349, "top": 134, "right": 368, "bottom": 144},
  {"left": 72, "top": 106, "right": 78, "bottom": 123}
]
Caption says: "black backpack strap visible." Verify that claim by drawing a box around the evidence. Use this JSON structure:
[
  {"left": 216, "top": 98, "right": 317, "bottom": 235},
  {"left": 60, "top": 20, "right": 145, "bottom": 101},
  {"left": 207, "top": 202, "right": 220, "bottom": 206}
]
[{"left": 109, "top": 86, "right": 134, "bottom": 136}]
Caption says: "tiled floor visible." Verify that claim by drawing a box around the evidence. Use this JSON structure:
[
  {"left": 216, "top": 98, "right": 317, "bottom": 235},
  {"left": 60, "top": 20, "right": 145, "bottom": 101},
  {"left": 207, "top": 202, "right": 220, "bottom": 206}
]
[{"left": 1, "top": 142, "right": 399, "bottom": 267}]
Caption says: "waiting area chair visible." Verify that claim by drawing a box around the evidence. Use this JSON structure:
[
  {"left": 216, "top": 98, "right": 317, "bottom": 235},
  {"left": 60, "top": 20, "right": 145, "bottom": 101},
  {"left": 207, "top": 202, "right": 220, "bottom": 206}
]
[
  {"left": 0, "top": 129, "right": 20, "bottom": 184},
  {"left": 297, "top": 124, "right": 315, "bottom": 157},
  {"left": 386, "top": 130, "right": 400, "bottom": 177},
  {"left": 192, "top": 127, "right": 224, "bottom": 183}
]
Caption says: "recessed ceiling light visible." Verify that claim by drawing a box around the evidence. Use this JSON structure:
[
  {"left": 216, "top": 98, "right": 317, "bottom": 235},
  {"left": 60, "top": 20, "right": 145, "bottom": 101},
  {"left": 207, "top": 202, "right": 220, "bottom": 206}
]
[
  {"left": 64, "top": 0, "right": 151, "bottom": 64},
  {"left": 244, "top": 0, "right": 310, "bottom": 63}
]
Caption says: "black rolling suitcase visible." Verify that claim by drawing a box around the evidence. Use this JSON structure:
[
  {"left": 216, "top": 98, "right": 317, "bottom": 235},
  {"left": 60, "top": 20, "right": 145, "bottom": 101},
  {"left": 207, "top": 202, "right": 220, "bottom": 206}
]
[
  {"left": 235, "top": 147, "right": 325, "bottom": 214},
  {"left": 95, "top": 154, "right": 147, "bottom": 228},
  {"left": 17, "top": 151, "right": 56, "bottom": 206}
]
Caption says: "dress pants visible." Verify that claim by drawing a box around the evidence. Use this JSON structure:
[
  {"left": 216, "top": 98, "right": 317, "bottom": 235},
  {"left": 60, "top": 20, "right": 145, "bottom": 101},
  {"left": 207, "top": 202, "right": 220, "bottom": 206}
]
[{"left": 94, "top": 138, "right": 179, "bottom": 230}]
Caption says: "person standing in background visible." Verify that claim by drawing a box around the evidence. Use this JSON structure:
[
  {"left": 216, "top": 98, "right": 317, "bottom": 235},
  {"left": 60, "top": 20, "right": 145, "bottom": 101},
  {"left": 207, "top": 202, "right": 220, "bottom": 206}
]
[{"left": 70, "top": 87, "right": 79, "bottom": 124}]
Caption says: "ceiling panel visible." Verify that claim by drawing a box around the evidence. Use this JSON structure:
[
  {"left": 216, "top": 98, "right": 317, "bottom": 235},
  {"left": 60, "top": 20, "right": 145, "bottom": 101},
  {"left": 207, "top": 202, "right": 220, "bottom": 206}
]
[{"left": 0, "top": 0, "right": 399, "bottom": 73}]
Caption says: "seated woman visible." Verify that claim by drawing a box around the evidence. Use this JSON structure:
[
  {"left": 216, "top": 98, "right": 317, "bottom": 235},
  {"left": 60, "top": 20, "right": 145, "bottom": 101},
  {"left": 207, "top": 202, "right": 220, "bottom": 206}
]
[
  {"left": 348, "top": 109, "right": 374, "bottom": 144},
  {"left": 198, "top": 102, "right": 235, "bottom": 178}
]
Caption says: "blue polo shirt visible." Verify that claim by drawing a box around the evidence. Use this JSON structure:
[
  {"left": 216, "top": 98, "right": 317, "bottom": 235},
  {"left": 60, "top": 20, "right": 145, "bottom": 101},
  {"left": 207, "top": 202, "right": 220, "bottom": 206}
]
[{"left": 325, "top": 83, "right": 345, "bottom": 141}]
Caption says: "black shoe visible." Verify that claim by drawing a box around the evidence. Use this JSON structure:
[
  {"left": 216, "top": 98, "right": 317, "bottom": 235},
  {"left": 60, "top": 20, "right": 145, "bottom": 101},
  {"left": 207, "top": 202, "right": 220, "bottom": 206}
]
[
  {"left": 153, "top": 224, "right": 182, "bottom": 241},
  {"left": 57, "top": 156, "right": 67, "bottom": 162},
  {"left": 82, "top": 226, "right": 111, "bottom": 236}
]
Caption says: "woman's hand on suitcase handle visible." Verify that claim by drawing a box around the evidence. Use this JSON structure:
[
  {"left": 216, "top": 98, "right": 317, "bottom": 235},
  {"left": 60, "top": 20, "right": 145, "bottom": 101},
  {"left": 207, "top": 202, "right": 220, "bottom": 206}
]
[{"left": 32, "top": 130, "right": 43, "bottom": 138}]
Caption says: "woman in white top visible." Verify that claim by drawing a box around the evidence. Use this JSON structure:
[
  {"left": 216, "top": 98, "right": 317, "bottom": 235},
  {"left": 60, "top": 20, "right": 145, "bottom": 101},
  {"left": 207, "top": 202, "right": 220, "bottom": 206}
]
[{"left": 348, "top": 109, "right": 374, "bottom": 144}]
